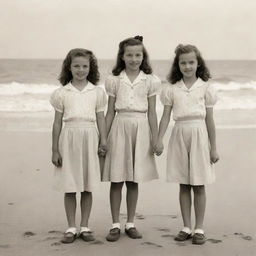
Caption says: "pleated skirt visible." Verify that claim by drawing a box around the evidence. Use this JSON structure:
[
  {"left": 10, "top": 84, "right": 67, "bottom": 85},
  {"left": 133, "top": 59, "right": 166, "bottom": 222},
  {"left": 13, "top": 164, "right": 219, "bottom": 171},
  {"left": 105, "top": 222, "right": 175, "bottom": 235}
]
[
  {"left": 166, "top": 119, "right": 215, "bottom": 185},
  {"left": 53, "top": 121, "right": 100, "bottom": 193},
  {"left": 102, "top": 112, "right": 159, "bottom": 183}
]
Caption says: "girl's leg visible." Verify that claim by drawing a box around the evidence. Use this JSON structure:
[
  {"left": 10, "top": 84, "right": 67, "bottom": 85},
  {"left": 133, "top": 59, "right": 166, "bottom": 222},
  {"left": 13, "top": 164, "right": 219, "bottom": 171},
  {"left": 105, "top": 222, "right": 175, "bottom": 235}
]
[
  {"left": 80, "top": 191, "right": 92, "bottom": 227},
  {"left": 125, "top": 181, "right": 142, "bottom": 239},
  {"left": 110, "top": 182, "right": 124, "bottom": 223},
  {"left": 192, "top": 185, "right": 206, "bottom": 230},
  {"left": 179, "top": 184, "right": 192, "bottom": 229},
  {"left": 125, "top": 181, "right": 138, "bottom": 223},
  {"left": 64, "top": 192, "right": 77, "bottom": 228}
]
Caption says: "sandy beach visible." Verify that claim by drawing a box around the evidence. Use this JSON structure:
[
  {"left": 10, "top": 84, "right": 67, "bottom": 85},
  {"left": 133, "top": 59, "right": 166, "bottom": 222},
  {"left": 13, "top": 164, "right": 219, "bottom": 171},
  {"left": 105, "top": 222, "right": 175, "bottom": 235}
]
[{"left": 0, "top": 112, "right": 256, "bottom": 256}]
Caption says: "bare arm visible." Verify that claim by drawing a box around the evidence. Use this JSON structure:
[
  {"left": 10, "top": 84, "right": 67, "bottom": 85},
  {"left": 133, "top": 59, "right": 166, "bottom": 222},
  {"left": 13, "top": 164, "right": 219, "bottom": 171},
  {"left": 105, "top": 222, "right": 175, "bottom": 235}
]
[
  {"left": 96, "top": 111, "right": 107, "bottom": 156},
  {"left": 205, "top": 107, "right": 219, "bottom": 163},
  {"left": 105, "top": 96, "right": 116, "bottom": 136},
  {"left": 148, "top": 96, "right": 158, "bottom": 147},
  {"left": 52, "top": 111, "right": 63, "bottom": 167},
  {"left": 154, "top": 105, "right": 172, "bottom": 155}
]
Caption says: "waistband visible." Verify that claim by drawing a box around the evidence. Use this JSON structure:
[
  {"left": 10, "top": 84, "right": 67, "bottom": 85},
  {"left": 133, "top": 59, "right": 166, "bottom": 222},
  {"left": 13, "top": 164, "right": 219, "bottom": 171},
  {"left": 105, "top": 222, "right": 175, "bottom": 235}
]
[
  {"left": 116, "top": 111, "right": 147, "bottom": 118},
  {"left": 64, "top": 120, "right": 95, "bottom": 128},
  {"left": 174, "top": 118, "right": 205, "bottom": 126}
]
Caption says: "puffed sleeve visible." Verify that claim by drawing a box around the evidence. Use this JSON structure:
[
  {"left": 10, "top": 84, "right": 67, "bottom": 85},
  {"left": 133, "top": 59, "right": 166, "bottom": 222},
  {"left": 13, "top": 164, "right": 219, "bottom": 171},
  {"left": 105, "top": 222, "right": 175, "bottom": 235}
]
[
  {"left": 148, "top": 74, "right": 161, "bottom": 97},
  {"left": 96, "top": 87, "right": 107, "bottom": 113},
  {"left": 49, "top": 88, "right": 64, "bottom": 113},
  {"left": 160, "top": 85, "right": 174, "bottom": 106},
  {"left": 205, "top": 83, "right": 217, "bottom": 108},
  {"left": 105, "top": 75, "right": 118, "bottom": 97}
]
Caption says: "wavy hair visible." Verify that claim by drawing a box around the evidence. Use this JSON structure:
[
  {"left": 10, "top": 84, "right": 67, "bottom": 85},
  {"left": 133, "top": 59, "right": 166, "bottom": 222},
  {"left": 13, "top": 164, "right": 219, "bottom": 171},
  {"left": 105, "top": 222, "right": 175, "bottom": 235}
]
[
  {"left": 58, "top": 48, "right": 100, "bottom": 85},
  {"left": 112, "top": 36, "right": 152, "bottom": 76},
  {"left": 167, "top": 44, "right": 211, "bottom": 84}
]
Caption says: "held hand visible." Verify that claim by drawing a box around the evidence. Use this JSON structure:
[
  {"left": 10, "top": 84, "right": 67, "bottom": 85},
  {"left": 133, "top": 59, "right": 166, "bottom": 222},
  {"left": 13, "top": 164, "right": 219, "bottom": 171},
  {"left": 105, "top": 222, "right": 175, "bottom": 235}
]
[
  {"left": 210, "top": 149, "right": 219, "bottom": 164},
  {"left": 98, "top": 143, "right": 108, "bottom": 157},
  {"left": 154, "top": 140, "right": 164, "bottom": 156},
  {"left": 52, "top": 151, "right": 62, "bottom": 167}
]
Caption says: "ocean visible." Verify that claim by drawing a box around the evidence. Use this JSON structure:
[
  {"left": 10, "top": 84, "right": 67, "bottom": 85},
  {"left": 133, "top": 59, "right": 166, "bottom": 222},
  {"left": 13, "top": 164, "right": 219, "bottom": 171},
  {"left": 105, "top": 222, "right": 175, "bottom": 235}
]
[{"left": 0, "top": 59, "right": 256, "bottom": 112}]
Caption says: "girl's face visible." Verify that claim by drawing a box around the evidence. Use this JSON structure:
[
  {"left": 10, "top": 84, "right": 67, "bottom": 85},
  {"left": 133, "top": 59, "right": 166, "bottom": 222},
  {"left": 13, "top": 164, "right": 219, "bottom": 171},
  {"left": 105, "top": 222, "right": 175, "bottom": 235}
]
[
  {"left": 178, "top": 51, "right": 198, "bottom": 80},
  {"left": 122, "top": 45, "right": 143, "bottom": 72},
  {"left": 70, "top": 56, "right": 90, "bottom": 83}
]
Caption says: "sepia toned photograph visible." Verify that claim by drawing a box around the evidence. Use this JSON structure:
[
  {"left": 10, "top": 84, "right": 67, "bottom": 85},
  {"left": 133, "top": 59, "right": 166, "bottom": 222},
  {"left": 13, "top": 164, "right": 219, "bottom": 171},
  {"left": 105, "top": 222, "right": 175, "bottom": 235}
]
[{"left": 0, "top": 0, "right": 255, "bottom": 255}]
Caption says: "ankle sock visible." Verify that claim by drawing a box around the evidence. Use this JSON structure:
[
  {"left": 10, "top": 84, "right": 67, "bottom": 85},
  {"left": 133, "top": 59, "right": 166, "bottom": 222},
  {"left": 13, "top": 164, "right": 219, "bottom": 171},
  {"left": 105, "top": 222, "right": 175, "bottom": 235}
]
[
  {"left": 194, "top": 228, "right": 204, "bottom": 234},
  {"left": 112, "top": 223, "right": 121, "bottom": 229},
  {"left": 125, "top": 222, "right": 135, "bottom": 230},
  {"left": 80, "top": 227, "right": 91, "bottom": 233},
  {"left": 182, "top": 227, "right": 192, "bottom": 234}
]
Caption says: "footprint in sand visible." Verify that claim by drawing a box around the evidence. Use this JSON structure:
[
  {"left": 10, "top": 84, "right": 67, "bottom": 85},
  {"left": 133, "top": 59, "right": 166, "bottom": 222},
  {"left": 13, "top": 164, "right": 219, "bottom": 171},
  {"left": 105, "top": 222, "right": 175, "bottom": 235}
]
[
  {"left": 161, "top": 234, "right": 175, "bottom": 238},
  {"left": 207, "top": 238, "right": 222, "bottom": 244},
  {"left": 141, "top": 241, "right": 163, "bottom": 248},
  {"left": 176, "top": 242, "right": 187, "bottom": 246},
  {"left": 23, "top": 231, "right": 36, "bottom": 237},
  {"left": 48, "top": 230, "right": 63, "bottom": 235},
  {"left": 43, "top": 237, "right": 59, "bottom": 241},
  {"left": 156, "top": 228, "right": 171, "bottom": 232},
  {"left": 136, "top": 214, "right": 146, "bottom": 220},
  {"left": 51, "top": 242, "right": 62, "bottom": 246},
  {"left": 89, "top": 240, "right": 104, "bottom": 245},
  {"left": 0, "top": 244, "right": 10, "bottom": 249},
  {"left": 234, "top": 232, "right": 253, "bottom": 241}
]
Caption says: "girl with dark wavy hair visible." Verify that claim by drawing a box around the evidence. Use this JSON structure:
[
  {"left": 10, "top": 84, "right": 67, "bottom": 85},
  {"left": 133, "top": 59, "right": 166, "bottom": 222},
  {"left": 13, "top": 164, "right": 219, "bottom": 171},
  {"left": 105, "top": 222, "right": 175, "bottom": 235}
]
[
  {"left": 50, "top": 48, "right": 107, "bottom": 244},
  {"left": 167, "top": 44, "right": 211, "bottom": 84},
  {"left": 59, "top": 48, "right": 100, "bottom": 85},
  {"left": 155, "top": 44, "right": 219, "bottom": 245},
  {"left": 102, "top": 36, "right": 161, "bottom": 242}
]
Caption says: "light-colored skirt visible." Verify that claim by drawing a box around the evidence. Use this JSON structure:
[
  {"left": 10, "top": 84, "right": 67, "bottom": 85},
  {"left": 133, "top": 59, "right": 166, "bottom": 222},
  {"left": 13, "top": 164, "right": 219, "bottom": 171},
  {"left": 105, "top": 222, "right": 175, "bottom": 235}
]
[
  {"left": 166, "top": 119, "right": 215, "bottom": 185},
  {"left": 102, "top": 112, "right": 159, "bottom": 183},
  {"left": 53, "top": 121, "right": 100, "bottom": 193}
]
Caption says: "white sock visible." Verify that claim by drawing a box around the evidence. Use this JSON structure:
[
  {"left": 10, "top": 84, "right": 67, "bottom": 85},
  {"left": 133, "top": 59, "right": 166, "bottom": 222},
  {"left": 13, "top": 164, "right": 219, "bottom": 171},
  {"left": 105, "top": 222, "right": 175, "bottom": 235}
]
[
  {"left": 80, "top": 227, "right": 91, "bottom": 233},
  {"left": 65, "top": 227, "right": 77, "bottom": 234},
  {"left": 125, "top": 222, "right": 135, "bottom": 230},
  {"left": 194, "top": 228, "right": 204, "bottom": 234},
  {"left": 112, "top": 223, "right": 121, "bottom": 229},
  {"left": 182, "top": 227, "right": 192, "bottom": 234}
]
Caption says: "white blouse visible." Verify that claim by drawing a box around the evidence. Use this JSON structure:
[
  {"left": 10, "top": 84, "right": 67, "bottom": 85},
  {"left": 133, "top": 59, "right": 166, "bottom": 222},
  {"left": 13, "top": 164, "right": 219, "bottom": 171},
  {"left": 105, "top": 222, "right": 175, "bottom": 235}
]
[
  {"left": 105, "top": 71, "right": 161, "bottom": 112},
  {"left": 50, "top": 82, "right": 107, "bottom": 122},
  {"left": 160, "top": 78, "right": 217, "bottom": 121}
]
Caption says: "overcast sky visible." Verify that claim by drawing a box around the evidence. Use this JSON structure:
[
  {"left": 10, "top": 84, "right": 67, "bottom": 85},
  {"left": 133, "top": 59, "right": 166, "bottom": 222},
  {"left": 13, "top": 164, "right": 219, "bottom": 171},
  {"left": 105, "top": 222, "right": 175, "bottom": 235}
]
[{"left": 0, "top": 0, "right": 255, "bottom": 60}]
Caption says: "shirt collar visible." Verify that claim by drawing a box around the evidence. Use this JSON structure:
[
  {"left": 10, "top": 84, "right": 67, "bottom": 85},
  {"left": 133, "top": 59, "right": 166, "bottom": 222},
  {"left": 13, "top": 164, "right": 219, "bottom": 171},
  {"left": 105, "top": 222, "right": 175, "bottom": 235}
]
[
  {"left": 64, "top": 81, "right": 96, "bottom": 93},
  {"left": 120, "top": 70, "right": 146, "bottom": 86},
  {"left": 176, "top": 78, "right": 205, "bottom": 91}
]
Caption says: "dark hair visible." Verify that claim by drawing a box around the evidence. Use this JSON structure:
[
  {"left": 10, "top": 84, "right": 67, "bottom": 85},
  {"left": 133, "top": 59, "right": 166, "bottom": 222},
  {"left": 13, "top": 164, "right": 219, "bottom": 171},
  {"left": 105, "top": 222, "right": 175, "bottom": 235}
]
[
  {"left": 58, "top": 48, "right": 100, "bottom": 85},
  {"left": 167, "top": 44, "right": 211, "bottom": 84},
  {"left": 112, "top": 36, "right": 152, "bottom": 76}
]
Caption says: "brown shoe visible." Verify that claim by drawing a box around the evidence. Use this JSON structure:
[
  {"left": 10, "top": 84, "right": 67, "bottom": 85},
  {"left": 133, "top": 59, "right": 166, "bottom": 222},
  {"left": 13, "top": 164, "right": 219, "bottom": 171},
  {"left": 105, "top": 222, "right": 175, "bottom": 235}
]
[
  {"left": 192, "top": 233, "right": 206, "bottom": 245},
  {"left": 61, "top": 232, "right": 77, "bottom": 244},
  {"left": 106, "top": 228, "right": 121, "bottom": 242},
  {"left": 125, "top": 227, "right": 142, "bottom": 239},
  {"left": 80, "top": 231, "right": 95, "bottom": 242},
  {"left": 174, "top": 231, "right": 192, "bottom": 241}
]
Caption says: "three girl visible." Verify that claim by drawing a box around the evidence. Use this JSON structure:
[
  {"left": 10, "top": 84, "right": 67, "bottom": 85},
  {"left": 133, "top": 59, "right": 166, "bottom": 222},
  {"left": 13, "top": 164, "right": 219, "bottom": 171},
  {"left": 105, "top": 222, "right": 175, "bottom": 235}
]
[
  {"left": 155, "top": 44, "right": 219, "bottom": 244},
  {"left": 50, "top": 42, "right": 219, "bottom": 246},
  {"left": 102, "top": 36, "right": 161, "bottom": 241},
  {"left": 50, "top": 48, "right": 107, "bottom": 243}
]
